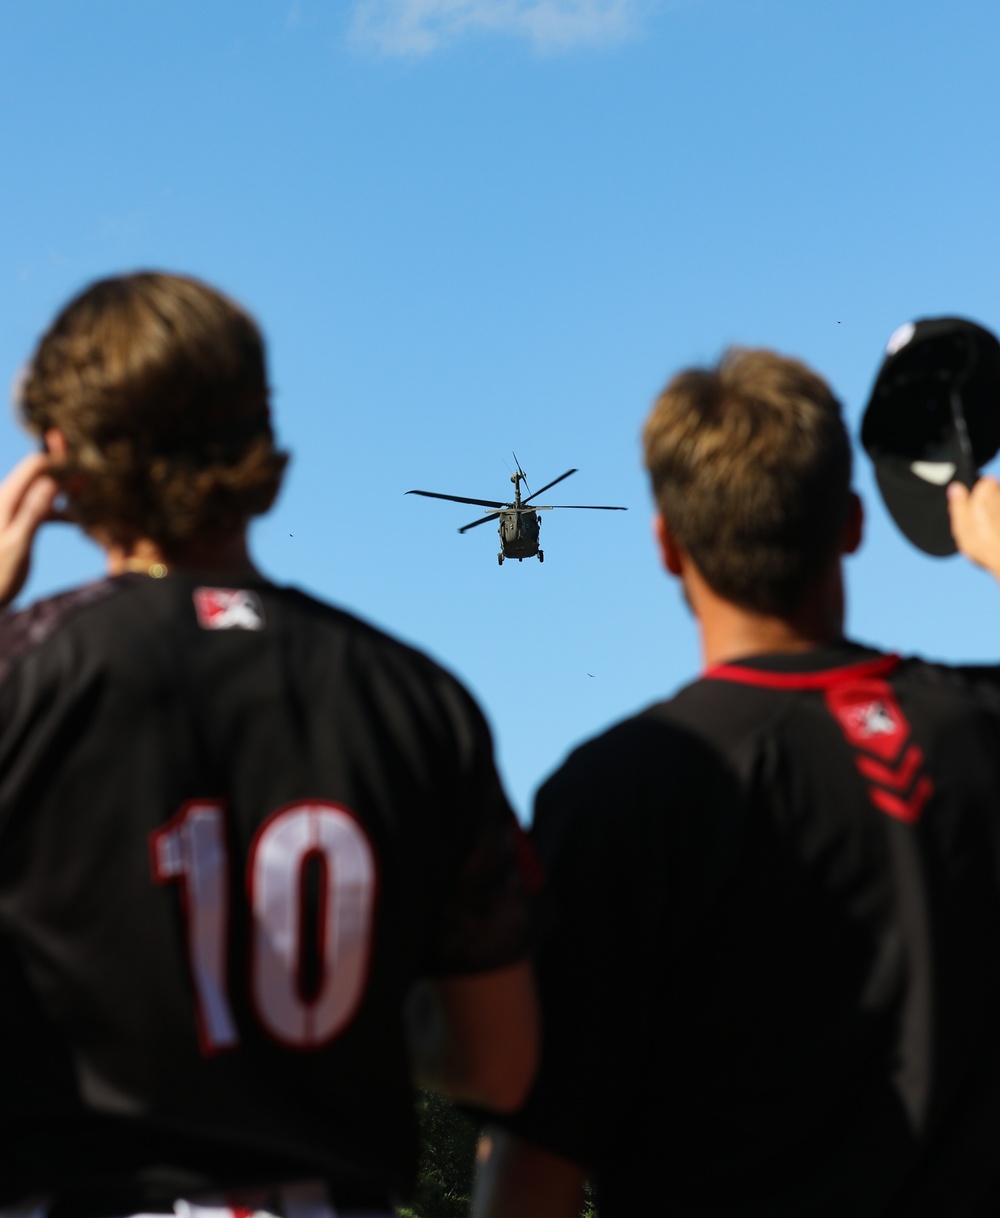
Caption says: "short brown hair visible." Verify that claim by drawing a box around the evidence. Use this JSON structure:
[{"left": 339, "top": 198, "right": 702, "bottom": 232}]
[
  {"left": 642, "top": 347, "right": 852, "bottom": 615},
  {"left": 19, "top": 271, "right": 289, "bottom": 547}
]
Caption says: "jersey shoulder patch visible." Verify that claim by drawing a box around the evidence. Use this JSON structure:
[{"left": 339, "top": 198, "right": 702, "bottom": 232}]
[
  {"left": 193, "top": 587, "right": 266, "bottom": 631},
  {"left": 824, "top": 678, "right": 933, "bottom": 824}
]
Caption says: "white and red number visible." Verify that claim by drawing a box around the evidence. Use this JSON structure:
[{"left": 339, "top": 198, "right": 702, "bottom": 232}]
[
  {"left": 151, "top": 801, "right": 238, "bottom": 1054},
  {"left": 151, "top": 801, "right": 376, "bottom": 1053},
  {"left": 249, "top": 804, "right": 377, "bottom": 1046}
]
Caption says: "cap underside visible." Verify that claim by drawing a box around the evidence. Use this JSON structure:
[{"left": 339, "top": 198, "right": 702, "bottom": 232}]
[{"left": 873, "top": 456, "right": 957, "bottom": 557}]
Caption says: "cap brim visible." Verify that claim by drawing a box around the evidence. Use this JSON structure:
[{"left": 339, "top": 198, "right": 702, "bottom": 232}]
[{"left": 873, "top": 457, "right": 957, "bottom": 557}]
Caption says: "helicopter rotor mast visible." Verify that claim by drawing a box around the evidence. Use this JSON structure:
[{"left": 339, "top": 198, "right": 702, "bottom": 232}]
[
  {"left": 520, "top": 469, "right": 573, "bottom": 504},
  {"left": 511, "top": 453, "right": 530, "bottom": 504}
]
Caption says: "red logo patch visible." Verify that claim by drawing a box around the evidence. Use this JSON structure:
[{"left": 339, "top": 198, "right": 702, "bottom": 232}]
[
  {"left": 193, "top": 588, "right": 266, "bottom": 632},
  {"left": 825, "top": 682, "right": 907, "bottom": 762},
  {"left": 825, "top": 680, "right": 933, "bottom": 825}
]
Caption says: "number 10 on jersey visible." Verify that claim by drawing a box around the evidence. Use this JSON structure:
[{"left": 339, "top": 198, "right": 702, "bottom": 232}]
[{"left": 151, "top": 801, "right": 377, "bottom": 1053}]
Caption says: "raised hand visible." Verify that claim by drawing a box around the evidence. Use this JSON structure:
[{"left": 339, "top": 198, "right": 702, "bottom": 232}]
[
  {"left": 947, "top": 477, "right": 1000, "bottom": 581},
  {"left": 0, "top": 453, "right": 60, "bottom": 609}
]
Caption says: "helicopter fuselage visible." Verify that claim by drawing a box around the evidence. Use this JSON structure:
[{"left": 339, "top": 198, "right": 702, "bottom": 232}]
[{"left": 499, "top": 508, "right": 541, "bottom": 560}]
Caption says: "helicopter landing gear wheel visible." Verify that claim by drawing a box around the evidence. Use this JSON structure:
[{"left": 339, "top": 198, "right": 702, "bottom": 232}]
[
  {"left": 497, "top": 553, "right": 504, "bottom": 565},
  {"left": 538, "top": 550, "right": 544, "bottom": 563}
]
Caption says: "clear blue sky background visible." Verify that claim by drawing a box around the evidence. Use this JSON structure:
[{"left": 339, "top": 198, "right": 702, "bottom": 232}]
[{"left": 2, "top": 0, "right": 999, "bottom": 819}]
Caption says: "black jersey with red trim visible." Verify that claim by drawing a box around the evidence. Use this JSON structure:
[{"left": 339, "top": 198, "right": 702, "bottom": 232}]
[
  {"left": 511, "top": 641, "right": 1000, "bottom": 1217},
  {"left": 0, "top": 573, "right": 532, "bottom": 1214}
]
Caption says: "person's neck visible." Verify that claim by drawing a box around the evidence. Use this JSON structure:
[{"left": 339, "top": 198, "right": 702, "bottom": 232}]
[
  {"left": 106, "top": 532, "right": 256, "bottom": 578},
  {"left": 689, "top": 564, "right": 846, "bottom": 670}
]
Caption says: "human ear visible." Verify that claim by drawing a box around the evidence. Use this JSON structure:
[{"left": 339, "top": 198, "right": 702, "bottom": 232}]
[
  {"left": 43, "top": 429, "right": 69, "bottom": 461},
  {"left": 841, "top": 492, "right": 863, "bottom": 555},
  {"left": 654, "top": 513, "right": 686, "bottom": 576}
]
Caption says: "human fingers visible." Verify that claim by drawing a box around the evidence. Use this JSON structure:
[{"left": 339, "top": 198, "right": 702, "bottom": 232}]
[
  {"left": 7, "top": 473, "right": 59, "bottom": 542},
  {"left": 948, "top": 477, "right": 1000, "bottom": 578},
  {"left": 0, "top": 470, "right": 59, "bottom": 609},
  {"left": 0, "top": 453, "right": 54, "bottom": 526}
]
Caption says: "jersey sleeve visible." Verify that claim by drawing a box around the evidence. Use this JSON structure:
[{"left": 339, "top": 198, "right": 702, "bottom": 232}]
[{"left": 500, "top": 713, "right": 744, "bottom": 1167}]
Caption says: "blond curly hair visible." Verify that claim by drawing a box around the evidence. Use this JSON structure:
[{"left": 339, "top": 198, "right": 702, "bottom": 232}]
[{"left": 19, "top": 271, "right": 289, "bottom": 547}]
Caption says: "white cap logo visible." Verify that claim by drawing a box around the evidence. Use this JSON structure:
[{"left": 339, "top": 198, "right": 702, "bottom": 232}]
[
  {"left": 910, "top": 460, "right": 956, "bottom": 486},
  {"left": 886, "top": 322, "right": 916, "bottom": 356}
]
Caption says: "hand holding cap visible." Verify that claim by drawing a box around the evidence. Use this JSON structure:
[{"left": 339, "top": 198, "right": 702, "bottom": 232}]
[
  {"left": 946, "top": 477, "right": 1000, "bottom": 581},
  {"left": 861, "top": 317, "right": 1000, "bottom": 556}
]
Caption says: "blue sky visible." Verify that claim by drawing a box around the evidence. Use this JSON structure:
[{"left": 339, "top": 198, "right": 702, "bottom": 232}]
[{"left": 3, "top": 0, "right": 1000, "bottom": 818}]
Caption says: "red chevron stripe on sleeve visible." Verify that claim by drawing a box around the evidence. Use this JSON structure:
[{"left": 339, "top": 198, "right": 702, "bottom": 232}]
[{"left": 824, "top": 680, "right": 934, "bottom": 825}]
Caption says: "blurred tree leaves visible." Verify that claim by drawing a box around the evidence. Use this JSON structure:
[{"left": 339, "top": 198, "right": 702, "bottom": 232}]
[
  {"left": 399, "top": 1089, "right": 479, "bottom": 1218},
  {"left": 399, "top": 1089, "right": 598, "bottom": 1218}
]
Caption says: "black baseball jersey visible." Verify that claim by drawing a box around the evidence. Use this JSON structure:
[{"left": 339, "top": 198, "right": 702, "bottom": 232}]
[
  {"left": 510, "top": 642, "right": 1000, "bottom": 1217},
  {"left": 0, "top": 573, "right": 532, "bottom": 1215}
]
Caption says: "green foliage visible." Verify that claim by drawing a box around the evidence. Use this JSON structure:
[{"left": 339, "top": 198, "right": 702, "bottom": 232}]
[
  {"left": 398, "top": 1089, "right": 480, "bottom": 1218},
  {"left": 398, "top": 1088, "right": 601, "bottom": 1218}
]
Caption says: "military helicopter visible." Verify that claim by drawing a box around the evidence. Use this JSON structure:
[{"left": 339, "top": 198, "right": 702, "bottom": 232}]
[{"left": 407, "top": 458, "right": 627, "bottom": 564}]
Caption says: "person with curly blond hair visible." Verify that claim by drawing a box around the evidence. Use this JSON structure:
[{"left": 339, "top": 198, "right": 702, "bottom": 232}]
[{"left": 0, "top": 272, "right": 538, "bottom": 1218}]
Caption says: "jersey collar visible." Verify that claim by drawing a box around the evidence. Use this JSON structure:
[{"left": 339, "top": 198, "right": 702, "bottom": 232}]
[{"left": 703, "top": 643, "right": 901, "bottom": 690}]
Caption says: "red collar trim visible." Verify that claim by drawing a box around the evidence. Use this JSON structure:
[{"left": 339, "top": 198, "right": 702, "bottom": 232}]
[{"left": 703, "top": 653, "right": 902, "bottom": 691}]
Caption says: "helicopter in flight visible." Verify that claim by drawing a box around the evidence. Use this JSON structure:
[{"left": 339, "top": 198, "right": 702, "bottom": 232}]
[{"left": 407, "top": 458, "right": 627, "bottom": 564}]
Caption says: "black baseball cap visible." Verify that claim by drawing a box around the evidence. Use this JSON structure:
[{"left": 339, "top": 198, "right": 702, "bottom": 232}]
[{"left": 861, "top": 317, "right": 1000, "bottom": 556}]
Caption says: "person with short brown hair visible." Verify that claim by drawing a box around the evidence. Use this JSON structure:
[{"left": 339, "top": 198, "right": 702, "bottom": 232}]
[
  {"left": 643, "top": 347, "right": 853, "bottom": 615},
  {"left": 475, "top": 347, "right": 1000, "bottom": 1218},
  {"left": 0, "top": 271, "right": 538, "bottom": 1218}
]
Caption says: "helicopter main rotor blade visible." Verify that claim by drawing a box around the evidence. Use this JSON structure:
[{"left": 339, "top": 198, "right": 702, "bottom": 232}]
[
  {"left": 459, "top": 512, "right": 502, "bottom": 534},
  {"left": 407, "top": 490, "right": 507, "bottom": 509},
  {"left": 545, "top": 504, "right": 628, "bottom": 511},
  {"left": 522, "top": 469, "right": 577, "bottom": 505},
  {"left": 512, "top": 452, "right": 529, "bottom": 494}
]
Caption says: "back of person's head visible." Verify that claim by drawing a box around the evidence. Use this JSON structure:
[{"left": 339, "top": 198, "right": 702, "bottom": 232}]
[
  {"left": 19, "top": 271, "right": 289, "bottom": 549},
  {"left": 643, "top": 347, "right": 853, "bottom": 616}
]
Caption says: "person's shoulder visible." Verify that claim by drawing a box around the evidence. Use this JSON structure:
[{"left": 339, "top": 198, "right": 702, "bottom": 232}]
[
  {"left": 270, "top": 582, "right": 489, "bottom": 726},
  {"left": 268, "top": 582, "right": 437, "bottom": 656},
  {"left": 0, "top": 578, "right": 121, "bottom": 683},
  {"left": 664, "top": 668, "right": 796, "bottom": 743},
  {"left": 895, "top": 649, "right": 1000, "bottom": 685},
  {"left": 287, "top": 584, "right": 467, "bottom": 679},
  {"left": 554, "top": 697, "right": 721, "bottom": 769},
  {"left": 533, "top": 671, "right": 798, "bottom": 854},
  {"left": 893, "top": 650, "right": 1000, "bottom": 714},
  {"left": 532, "top": 699, "right": 747, "bottom": 924},
  {"left": 537, "top": 694, "right": 742, "bottom": 822}
]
